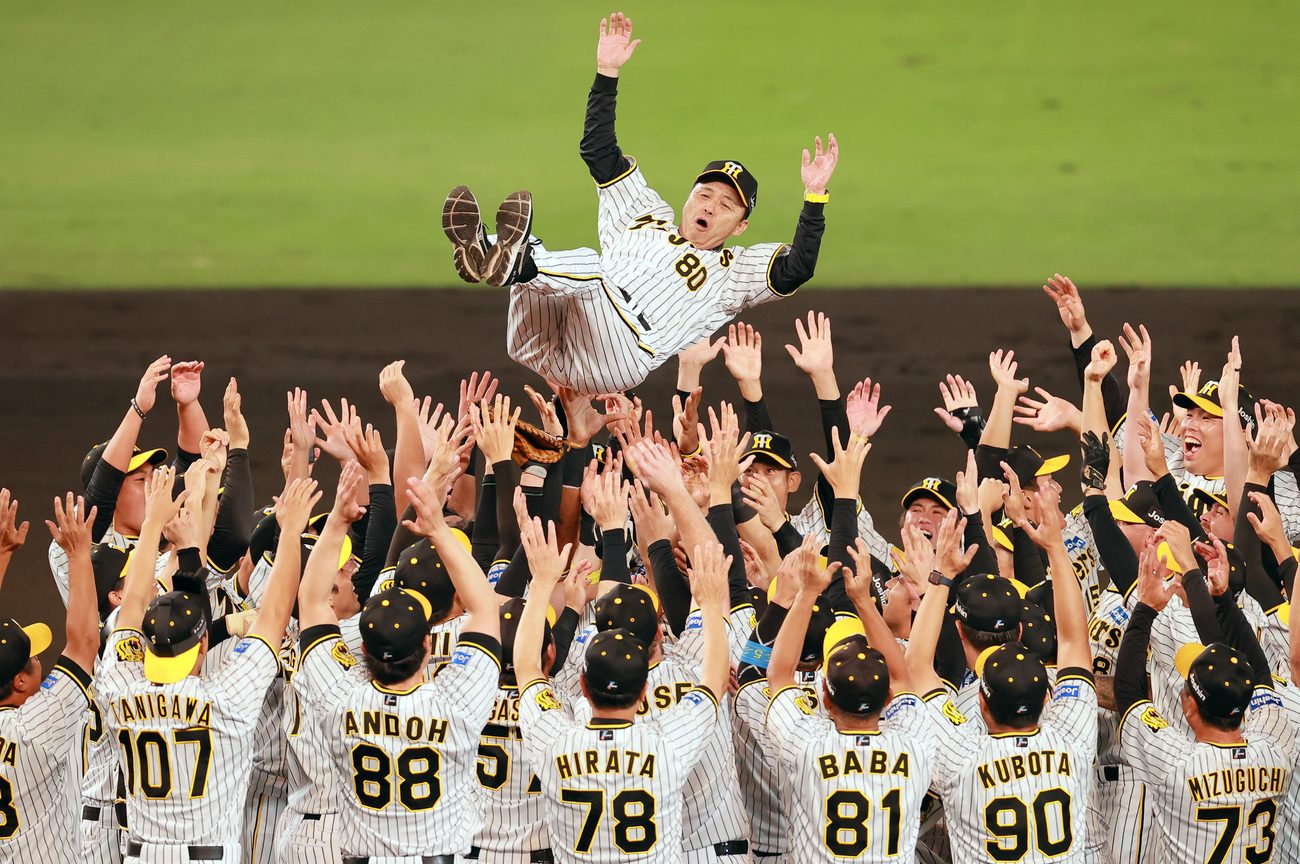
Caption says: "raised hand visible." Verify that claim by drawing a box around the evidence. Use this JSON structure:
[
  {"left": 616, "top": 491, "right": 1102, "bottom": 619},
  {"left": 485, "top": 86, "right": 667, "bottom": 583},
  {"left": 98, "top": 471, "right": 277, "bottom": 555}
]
[
  {"left": 999, "top": 461, "right": 1029, "bottom": 528},
  {"left": 169, "top": 361, "right": 204, "bottom": 407},
  {"left": 1256, "top": 400, "right": 1298, "bottom": 459},
  {"left": 807, "top": 427, "right": 871, "bottom": 500},
  {"left": 1193, "top": 534, "right": 1232, "bottom": 597},
  {"left": 846, "top": 378, "right": 892, "bottom": 438},
  {"left": 555, "top": 385, "right": 604, "bottom": 447},
  {"left": 587, "top": 463, "right": 631, "bottom": 531},
  {"left": 1117, "top": 323, "right": 1153, "bottom": 390},
  {"left": 741, "top": 473, "right": 786, "bottom": 532},
  {"left": 1245, "top": 491, "right": 1288, "bottom": 555},
  {"left": 988, "top": 349, "right": 1029, "bottom": 395},
  {"left": 672, "top": 387, "right": 704, "bottom": 455},
  {"left": 45, "top": 494, "right": 95, "bottom": 558},
  {"left": 629, "top": 480, "right": 673, "bottom": 542},
  {"left": 1014, "top": 386, "right": 1082, "bottom": 434},
  {"left": 275, "top": 477, "right": 323, "bottom": 535},
  {"left": 687, "top": 541, "right": 732, "bottom": 611},
  {"left": 626, "top": 439, "right": 686, "bottom": 498},
  {"left": 800, "top": 133, "right": 838, "bottom": 196},
  {"left": 287, "top": 388, "right": 315, "bottom": 455},
  {"left": 424, "top": 412, "right": 473, "bottom": 490},
  {"left": 722, "top": 322, "right": 763, "bottom": 384},
  {"left": 1136, "top": 539, "right": 1176, "bottom": 611},
  {"left": 135, "top": 355, "right": 172, "bottom": 416},
  {"left": 143, "top": 467, "right": 184, "bottom": 526},
  {"left": 890, "top": 523, "right": 934, "bottom": 588},
  {"left": 1020, "top": 480, "right": 1065, "bottom": 551},
  {"left": 678, "top": 335, "right": 725, "bottom": 376},
  {"left": 1080, "top": 430, "right": 1110, "bottom": 492},
  {"left": 933, "top": 510, "right": 977, "bottom": 576},
  {"left": 1155, "top": 521, "right": 1197, "bottom": 574},
  {"left": 311, "top": 398, "right": 359, "bottom": 463},
  {"left": 596, "top": 11, "right": 641, "bottom": 76},
  {"left": 955, "top": 450, "right": 978, "bottom": 515},
  {"left": 523, "top": 385, "right": 563, "bottom": 437},
  {"left": 1135, "top": 413, "right": 1170, "bottom": 478},
  {"left": 458, "top": 370, "right": 499, "bottom": 424},
  {"left": 379, "top": 360, "right": 416, "bottom": 407},
  {"left": 785, "top": 311, "right": 834, "bottom": 377},
  {"left": 1169, "top": 361, "right": 1201, "bottom": 424},
  {"left": 701, "top": 403, "right": 751, "bottom": 493},
  {"left": 1084, "top": 339, "right": 1117, "bottom": 383},
  {"left": 1246, "top": 410, "right": 1289, "bottom": 480},
  {"left": 934, "top": 373, "right": 980, "bottom": 432},
  {"left": 471, "top": 394, "right": 520, "bottom": 465},
  {"left": 1042, "top": 273, "right": 1088, "bottom": 336},
  {"left": 0, "top": 490, "right": 30, "bottom": 555},
  {"left": 344, "top": 422, "right": 390, "bottom": 484},
  {"left": 223, "top": 378, "right": 250, "bottom": 450}
]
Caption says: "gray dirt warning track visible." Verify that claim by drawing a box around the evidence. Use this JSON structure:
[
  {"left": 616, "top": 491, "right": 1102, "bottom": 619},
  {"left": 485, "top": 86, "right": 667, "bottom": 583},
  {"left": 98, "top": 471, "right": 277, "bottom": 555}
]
[{"left": 2, "top": 286, "right": 1297, "bottom": 649}]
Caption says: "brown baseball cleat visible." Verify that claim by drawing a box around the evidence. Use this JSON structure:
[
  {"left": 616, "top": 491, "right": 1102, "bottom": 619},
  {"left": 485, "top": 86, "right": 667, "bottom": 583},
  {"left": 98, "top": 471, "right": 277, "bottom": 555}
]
[
  {"left": 484, "top": 191, "right": 534, "bottom": 287},
  {"left": 442, "top": 185, "right": 490, "bottom": 284}
]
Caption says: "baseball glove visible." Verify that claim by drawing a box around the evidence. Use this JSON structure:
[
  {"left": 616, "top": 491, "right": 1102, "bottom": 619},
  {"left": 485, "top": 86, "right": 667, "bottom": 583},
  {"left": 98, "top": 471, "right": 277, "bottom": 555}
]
[{"left": 512, "top": 418, "right": 569, "bottom": 466}]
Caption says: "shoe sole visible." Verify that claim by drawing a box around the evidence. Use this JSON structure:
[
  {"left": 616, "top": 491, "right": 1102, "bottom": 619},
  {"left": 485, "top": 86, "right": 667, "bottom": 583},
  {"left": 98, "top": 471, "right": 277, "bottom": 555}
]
[
  {"left": 486, "top": 191, "right": 533, "bottom": 287},
  {"left": 442, "top": 185, "right": 486, "bottom": 282}
]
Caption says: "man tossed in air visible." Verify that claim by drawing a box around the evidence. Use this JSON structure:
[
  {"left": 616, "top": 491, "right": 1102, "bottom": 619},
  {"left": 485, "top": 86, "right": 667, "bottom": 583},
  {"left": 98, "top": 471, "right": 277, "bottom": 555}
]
[{"left": 442, "top": 11, "right": 838, "bottom": 394}]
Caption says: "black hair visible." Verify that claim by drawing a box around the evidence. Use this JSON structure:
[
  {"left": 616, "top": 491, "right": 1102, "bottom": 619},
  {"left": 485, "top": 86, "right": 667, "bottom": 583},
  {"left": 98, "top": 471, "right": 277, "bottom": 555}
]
[
  {"left": 364, "top": 643, "right": 427, "bottom": 686},
  {"left": 1185, "top": 685, "right": 1245, "bottom": 732},
  {"left": 983, "top": 693, "right": 1046, "bottom": 729},
  {"left": 585, "top": 679, "right": 644, "bottom": 711},
  {"left": 0, "top": 658, "right": 37, "bottom": 702},
  {"left": 958, "top": 622, "right": 1020, "bottom": 651}
]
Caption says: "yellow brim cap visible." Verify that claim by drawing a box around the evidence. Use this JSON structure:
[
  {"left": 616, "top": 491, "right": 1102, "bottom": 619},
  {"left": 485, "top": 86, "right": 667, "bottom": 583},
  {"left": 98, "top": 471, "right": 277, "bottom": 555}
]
[
  {"left": 143, "top": 642, "right": 202, "bottom": 684},
  {"left": 822, "top": 615, "right": 865, "bottom": 669},
  {"left": 630, "top": 583, "right": 662, "bottom": 615},
  {"left": 1109, "top": 499, "right": 1145, "bottom": 525},
  {"left": 1174, "top": 642, "right": 1208, "bottom": 679},
  {"left": 401, "top": 588, "right": 434, "bottom": 621},
  {"left": 991, "top": 525, "right": 1013, "bottom": 552},
  {"left": 1156, "top": 541, "right": 1185, "bottom": 574},
  {"left": 127, "top": 448, "right": 168, "bottom": 474},
  {"left": 22, "top": 622, "right": 52, "bottom": 658},
  {"left": 974, "top": 645, "right": 1000, "bottom": 678},
  {"left": 1036, "top": 454, "right": 1071, "bottom": 476},
  {"left": 1173, "top": 392, "right": 1223, "bottom": 417}
]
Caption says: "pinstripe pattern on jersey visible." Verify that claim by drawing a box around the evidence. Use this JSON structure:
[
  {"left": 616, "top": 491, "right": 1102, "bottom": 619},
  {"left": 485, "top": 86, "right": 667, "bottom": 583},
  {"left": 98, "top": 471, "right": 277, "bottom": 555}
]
[
  {"left": 294, "top": 629, "right": 500, "bottom": 856},
  {"left": 518, "top": 679, "right": 718, "bottom": 863},
  {"left": 766, "top": 689, "right": 935, "bottom": 863},
  {"left": 1087, "top": 766, "right": 1156, "bottom": 864},
  {"left": 0, "top": 657, "right": 92, "bottom": 864},
  {"left": 927, "top": 677, "right": 1098, "bottom": 864},
  {"left": 97, "top": 630, "right": 280, "bottom": 847},
  {"left": 1259, "top": 683, "right": 1300, "bottom": 863},
  {"left": 470, "top": 686, "right": 550, "bottom": 855},
  {"left": 1122, "top": 691, "right": 1295, "bottom": 863}
]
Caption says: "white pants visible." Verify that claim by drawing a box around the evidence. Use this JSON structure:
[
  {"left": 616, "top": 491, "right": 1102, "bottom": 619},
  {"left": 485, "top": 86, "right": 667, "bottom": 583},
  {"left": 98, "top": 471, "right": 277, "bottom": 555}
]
[
  {"left": 80, "top": 801, "right": 123, "bottom": 864},
  {"left": 683, "top": 850, "right": 750, "bottom": 864},
  {"left": 124, "top": 842, "right": 240, "bottom": 864},
  {"left": 457, "top": 852, "right": 553, "bottom": 864},
  {"left": 1089, "top": 765, "right": 1156, "bottom": 864},
  {"left": 241, "top": 774, "right": 287, "bottom": 864},
  {"left": 508, "top": 245, "right": 657, "bottom": 395},
  {"left": 274, "top": 811, "right": 344, "bottom": 864}
]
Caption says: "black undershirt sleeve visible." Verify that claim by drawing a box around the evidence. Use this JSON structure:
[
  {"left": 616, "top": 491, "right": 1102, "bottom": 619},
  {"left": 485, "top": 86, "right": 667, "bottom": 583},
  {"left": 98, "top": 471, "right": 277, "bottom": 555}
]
[
  {"left": 706, "top": 504, "right": 751, "bottom": 609},
  {"left": 208, "top": 448, "right": 255, "bottom": 572},
  {"left": 767, "top": 203, "right": 826, "bottom": 296},
  {"left": 744, "top": 399, "right": 774, "bottom": 436},
  {"left": 85, "top": 461, "right": 126, "bottom": 540},
  {"left": 1070, "top": 334, "right": 1125, "bottom": 430},
  {"left": 353, "top": 484, "right": 396, "bottom": 602},
  {"left": 579, "top": 74, "right": 631, "bottom": 185},
  {"left": 961, "top": 511, "right": 998, "bottom": 578},
  {"left": 648, "top": 539, "right": 691, "bottom": 636},
  {"left": 1152, "top": 474, "right": 1205, "bottom": 540},
  {"left": 471, "top": 473, "right": 500, "bottom": 573},
  {"left": 774, "top": 521, "right": 804, "bottom": 558},
  {"left": 1115, "top": 603, "right": 1158, "bottom": 717},
  {"left": 1083, "top": 494, "right": 1139, "bottom": 597}
]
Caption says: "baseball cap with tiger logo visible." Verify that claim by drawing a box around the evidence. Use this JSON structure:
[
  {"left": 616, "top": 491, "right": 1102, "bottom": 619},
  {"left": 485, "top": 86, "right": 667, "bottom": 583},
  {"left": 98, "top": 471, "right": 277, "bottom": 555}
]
[{"left": 696, "top": 160, "right": 758, "bottom": 218}]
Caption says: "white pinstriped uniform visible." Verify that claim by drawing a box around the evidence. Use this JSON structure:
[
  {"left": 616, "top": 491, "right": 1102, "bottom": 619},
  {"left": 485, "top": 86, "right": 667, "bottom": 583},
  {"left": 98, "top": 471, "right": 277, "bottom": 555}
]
[
  {"left": 518, "top": 678, "right": 719, "bottom": 863},
  {"left": 1120, "top": 689, "right": 1295, "bottom": 863},
  {"left": 1257, "top": 681, "right": 1300, "bottom": 864},
  {"left": 730, "top": 674, "right": 816, "bottom": 859},
  {"left": 789, "top": 496, "right": 892, "bottom": 568},
  {"left": 467, "top": 686, "right": 552, "bottom": 862},
  {"left": 926, "top": 675, "right": 1098, "bottom": 864},
  {"left": 0, "top": 656, "right": 94, "bottom": 864},
  {"left": 49, "top": 536, "right": 176, "bottom": 608},
  {"left": 293, "top": 625, "right": 500, "bottom": 857},
  {"left": 97, "top": 630, "right": 281, "bottom": 863},
  {"left": 507, "top": 161, "right": 795, "bottom": 395},
  {"left": 81, "top": 678, "right": 124, "bottom": 864},
  {"left": 1084, "top": 589, "right": 1159, "bottom": 864},
  {"left": 765, "top": 689, "right": 935, "bottom": 863}
]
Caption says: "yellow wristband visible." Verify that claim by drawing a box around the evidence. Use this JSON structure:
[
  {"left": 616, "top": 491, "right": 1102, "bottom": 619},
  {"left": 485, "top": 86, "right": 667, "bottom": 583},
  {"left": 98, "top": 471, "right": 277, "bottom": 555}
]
[{"left": 804, "top": 191, "right": 830, "bottom": 204}]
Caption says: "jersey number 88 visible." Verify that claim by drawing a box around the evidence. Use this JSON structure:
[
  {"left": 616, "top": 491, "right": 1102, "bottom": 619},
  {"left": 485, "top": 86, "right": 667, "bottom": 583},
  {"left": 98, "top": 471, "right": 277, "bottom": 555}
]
[{"left": 352, "top": 743, "right": 442, "bottom": 811}]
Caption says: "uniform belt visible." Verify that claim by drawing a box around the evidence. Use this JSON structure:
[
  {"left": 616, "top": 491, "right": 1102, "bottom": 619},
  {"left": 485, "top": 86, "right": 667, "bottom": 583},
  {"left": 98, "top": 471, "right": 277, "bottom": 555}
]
[
  {"left": 1103, "top": 765, "right": 1120, "bottom": 782},
  {"left": 302, "top": 813, "right": 322, "bottom": 820},
  {"left": 713, "top": 840, "right": 750, "bottom": 856},
  {"left": 464, "top": 848, "right": 554, "bottom": 863},
  {"left": 754, "top": 852, "right": 782, "bottom": 859},
  {"left": 82, "top": 804, "right": 102, "bottom": 821},
  {"left": 125, "top": 841, "right": 223, "bottom": 860}
]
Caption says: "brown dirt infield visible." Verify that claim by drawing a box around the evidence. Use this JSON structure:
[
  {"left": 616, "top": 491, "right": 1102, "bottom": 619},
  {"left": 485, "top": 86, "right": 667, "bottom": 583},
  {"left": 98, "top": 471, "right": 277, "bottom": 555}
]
[{"left": 3, "top": 286, "right": 1297, "bottom": 649}]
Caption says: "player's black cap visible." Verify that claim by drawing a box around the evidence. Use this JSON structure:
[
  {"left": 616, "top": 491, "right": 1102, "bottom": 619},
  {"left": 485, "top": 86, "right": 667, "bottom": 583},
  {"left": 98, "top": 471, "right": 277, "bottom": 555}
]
[
  {"left": 583, "top": 629, "right": 650, "bottom": 698},
  {"left": 823, "top": 634, "right": 891, "bottom": 716},
  {"left": 1019, "top": 598, "right": 1057, "bottom": 665},
  {"left": 91, "top": 543, "right": 132, "bottom": 620},
  {"left": 977, "top": 644, "right": 1050, "bottom": 718},
  {"left": 360, "top": 588, "right": 432, "bottom": 662},
  {"left": 592, "top": 584, "right": 660, "bottom": 647},
  {"left": 953, "top": 574, "right": 1024, "bottom": 634},
  {"left": 1173, "top": 381, "right": 1257, "bottom": 432},
  {"left": 81, "top": 443, "right": 168, "bottom": 490},
  {"left": 1110, "top": 482, "right": 1166, "bottom": 529},
  {"left": 1176, "top": 642, "right": 1256, "bottom": 723},
  {"left": 696, "top": 160, "right": 758, "bottom": 217},
  {"left": 1188, "top": 486, "right": 1230, "bottom": 519},
  {"left": 1004, "top": 445, "right": 1070, "bottom": 488},
  {"left": 393, "top": 533, "right": 468, "bottom": 625},
  {"left": 0, "top": 618, "right": 52, "bottom": 683},
  {"left": 900, "top": 477, "right": 958, "bottom": 511},
  {"left": 498, "top": 597, "right": 554, "bottom": 678},
  {"left": 801, "top": 602, "right": 838, "bottom": 665},
  {"left": 742, "top": 431, "right": 797, "bottom": 469},
  {"left": 142, "top": 591, "right": 209, "bottom": 685},
  {"left": 992, "top": 516, "right": 1015, "bottom": 552}
]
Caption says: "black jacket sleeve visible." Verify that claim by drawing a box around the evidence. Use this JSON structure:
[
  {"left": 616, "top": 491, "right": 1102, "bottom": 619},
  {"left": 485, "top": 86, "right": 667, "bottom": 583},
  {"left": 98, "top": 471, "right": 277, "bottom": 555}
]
[
  {"left": 353, "top": 484, "right": 397, "bottom": 602},
  {"left": 1083, "top": 494, "right": 1139, "bottom": 598},
  {"left": 1115, "top": 603, "right": 1158, "bottom": 718},
  {"left": 208, "top": 448, "right": 255, "bottom": 573},
  {"left": 579, "top": 74, "right": 631, "bottom": 185},
  {"left": 767, "top": 202, "right": 826, "bottom": 296},
  {"left": 1070, "top": 334, "right": 1125, "bottom": 430}
]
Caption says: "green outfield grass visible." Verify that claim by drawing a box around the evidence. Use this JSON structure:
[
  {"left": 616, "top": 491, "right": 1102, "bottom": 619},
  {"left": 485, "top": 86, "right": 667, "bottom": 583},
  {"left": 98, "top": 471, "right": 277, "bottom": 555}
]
[{"left": 2, "top": 1, "right": 1297, "bottom": 289}]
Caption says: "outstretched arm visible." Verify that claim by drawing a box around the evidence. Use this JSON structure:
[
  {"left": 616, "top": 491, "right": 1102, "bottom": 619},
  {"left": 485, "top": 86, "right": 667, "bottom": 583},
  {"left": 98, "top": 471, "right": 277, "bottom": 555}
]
[
  {"left": 766, "top": 135, "right": 837, "bottom": 296},
  {"left": 580, "top": 12, "right": 640, "bottom": 184}
]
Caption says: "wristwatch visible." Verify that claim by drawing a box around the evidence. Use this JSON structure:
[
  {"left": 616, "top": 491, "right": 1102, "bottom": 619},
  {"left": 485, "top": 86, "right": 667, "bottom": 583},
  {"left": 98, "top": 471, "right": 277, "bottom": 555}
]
[{"left": 928, "top": 570, "right": 955, "bottom": 588}]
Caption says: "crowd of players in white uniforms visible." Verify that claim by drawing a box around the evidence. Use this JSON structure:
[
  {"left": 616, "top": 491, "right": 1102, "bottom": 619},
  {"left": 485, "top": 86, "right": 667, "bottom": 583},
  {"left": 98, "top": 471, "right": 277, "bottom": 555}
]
[{"left": 7, "top": 10, "right": 1300, "bottom": 863}]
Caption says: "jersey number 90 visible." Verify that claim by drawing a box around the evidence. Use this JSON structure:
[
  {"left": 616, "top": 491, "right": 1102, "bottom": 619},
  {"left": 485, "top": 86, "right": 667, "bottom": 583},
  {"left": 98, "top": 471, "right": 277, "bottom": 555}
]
[{"left": 984, "top": 788, "right": 1072, "bottom": 861}]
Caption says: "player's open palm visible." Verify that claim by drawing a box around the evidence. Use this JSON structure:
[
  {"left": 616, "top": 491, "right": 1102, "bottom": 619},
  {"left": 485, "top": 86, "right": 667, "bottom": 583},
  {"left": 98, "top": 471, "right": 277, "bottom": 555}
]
[
  {"left": 596, "top": 12, "right": 641, "bottom": 76},
  {"left": 800, "top": 133, "right": 838, "bottom": 195},
  {"left": 0, "top": 489, "right": 30, "bottom": 555},
  {"left": 786, "top": 311, "right": 834, "bottom": 377},
  {"left": 46, "top": 493, "right": 95, "bottom": 558},
  {"left": 1042, "top": 273, "right": 1088, "bottom": 334},
  {"left": 846, "top": 377, "right": 892, "bottom": 437}
]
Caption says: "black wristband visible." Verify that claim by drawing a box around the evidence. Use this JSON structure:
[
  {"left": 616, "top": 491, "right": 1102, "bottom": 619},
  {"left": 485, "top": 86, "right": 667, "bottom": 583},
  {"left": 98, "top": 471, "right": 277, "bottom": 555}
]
[{"left": 130, "top": 398, "right": 147, "bottom": 419}]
